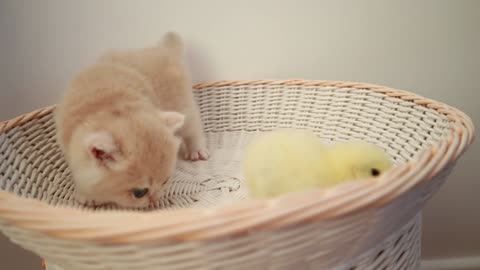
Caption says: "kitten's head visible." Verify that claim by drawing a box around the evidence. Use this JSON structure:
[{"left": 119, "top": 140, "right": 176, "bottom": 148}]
[{"left": 71, "top": 110, "right": 184, "bottom": 208}]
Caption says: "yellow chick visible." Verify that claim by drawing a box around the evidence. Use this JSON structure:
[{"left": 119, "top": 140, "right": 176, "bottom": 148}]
[{"left": 243, "top": 129, "right": 393, "bottom": 199}]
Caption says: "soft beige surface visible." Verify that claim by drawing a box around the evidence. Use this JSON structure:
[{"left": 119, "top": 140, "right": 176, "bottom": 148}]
[{"left": 0, "top": 0, "right": 478, "bottom": 268}]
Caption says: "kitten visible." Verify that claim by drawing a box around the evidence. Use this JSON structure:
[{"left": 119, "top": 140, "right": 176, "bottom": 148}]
[{"left": 54, "top": 32, "right": 208, "bottom": 208}]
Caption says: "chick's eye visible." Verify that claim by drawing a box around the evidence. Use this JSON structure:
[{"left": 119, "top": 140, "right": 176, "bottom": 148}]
[
  {"left": 132, "top": 188, "right": 149, "bottom": 198},
  {"left": 371, "top": 168, "right": 380, "bottom": 177}
]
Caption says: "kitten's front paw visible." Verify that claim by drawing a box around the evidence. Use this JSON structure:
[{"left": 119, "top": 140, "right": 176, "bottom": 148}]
[
  {"left": 184, "top": 149, "right": 209, "bottom": 161},
  {"left": 74, "top": 192, "right": 97, "bottom": 207}
]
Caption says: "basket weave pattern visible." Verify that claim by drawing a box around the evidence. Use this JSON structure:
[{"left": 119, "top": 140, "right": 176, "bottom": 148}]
[{"left": 0, "top": 80, "right": 474, "bottom": 270}]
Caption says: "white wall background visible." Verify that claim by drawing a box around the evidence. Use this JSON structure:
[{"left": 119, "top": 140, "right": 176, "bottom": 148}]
[{"left": 0, "top": 0, "right": 479, "bottom": 268}]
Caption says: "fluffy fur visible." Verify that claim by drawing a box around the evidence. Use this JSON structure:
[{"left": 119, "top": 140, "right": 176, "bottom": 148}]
[{"left": 54, "top": 32, "right": 208, "bottom": 208}]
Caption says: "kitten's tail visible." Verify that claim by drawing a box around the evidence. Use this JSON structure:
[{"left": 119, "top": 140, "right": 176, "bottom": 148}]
[{"left": 159, "top": 31, "right": 184, "bottom": 56}]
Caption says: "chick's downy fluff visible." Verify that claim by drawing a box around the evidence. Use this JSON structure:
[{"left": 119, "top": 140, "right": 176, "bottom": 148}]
[{"left": 243, "top": 129, "right": 393, "bottom": 199}]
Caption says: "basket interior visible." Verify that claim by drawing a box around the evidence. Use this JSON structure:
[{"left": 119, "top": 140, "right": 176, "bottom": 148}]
[{"left": 0, "top": 85, "right": 452, "bottom": 211}]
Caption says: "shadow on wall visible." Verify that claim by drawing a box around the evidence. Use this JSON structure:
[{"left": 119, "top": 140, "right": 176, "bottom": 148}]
[
  {"left": 185, "top": 39, "right": 215, "bottom": 84},
  {"left": 0, "top": 233, "right": 41, "bottom": 269}
]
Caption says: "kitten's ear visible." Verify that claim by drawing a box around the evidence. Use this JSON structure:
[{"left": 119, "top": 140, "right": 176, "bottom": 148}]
[
  {"left": 84, "top": 132, "right": 121, "bottom": 165},
  {"left": 158, "top": 111, "right": 185, "bottom": 132}
]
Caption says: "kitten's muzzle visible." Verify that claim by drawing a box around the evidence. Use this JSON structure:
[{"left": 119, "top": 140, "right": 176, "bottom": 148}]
[{"left": 148, "top": 196, "right": 157, "bottom": 206}]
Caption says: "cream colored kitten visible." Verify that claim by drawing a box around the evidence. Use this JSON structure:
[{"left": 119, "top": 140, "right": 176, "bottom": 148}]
[{"left": 55, "top": 32, "right": 208, "bottom": 208}]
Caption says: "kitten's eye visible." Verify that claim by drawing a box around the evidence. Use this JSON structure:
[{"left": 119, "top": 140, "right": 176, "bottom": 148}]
[
  {"left": 132, "top": 188, "right": 149, "bottom": 198},
  {"left": 371, "top": 168, "right": 380, "bottom": 177}
]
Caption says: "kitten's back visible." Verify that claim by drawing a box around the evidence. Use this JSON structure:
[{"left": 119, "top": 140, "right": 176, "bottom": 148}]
[{"left": 98, "top": 32, "right": 192, "bottom": 111}]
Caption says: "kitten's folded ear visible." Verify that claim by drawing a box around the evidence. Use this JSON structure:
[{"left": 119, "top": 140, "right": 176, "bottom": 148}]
[
  {"left": 158, "top": 111, "right": 185, "bottom": 132},
  {"left": 84, "top": 132, "right": 122, "bottom": 166}
]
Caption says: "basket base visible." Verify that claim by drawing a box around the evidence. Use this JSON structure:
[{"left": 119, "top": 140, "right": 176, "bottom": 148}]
[
  {"left": 44, "top": 261, "right": 62, "bottom": 270},
  {"left": 337, "top": 212, "right": 422, "bottom": 270},
  {"left": 43, "top": 213, "right": 422, "bottom": 270}
]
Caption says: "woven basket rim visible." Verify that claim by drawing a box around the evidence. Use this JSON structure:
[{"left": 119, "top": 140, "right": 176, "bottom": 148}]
[{"left": 0, "top": 79, "right": 474, "bottom": 244}]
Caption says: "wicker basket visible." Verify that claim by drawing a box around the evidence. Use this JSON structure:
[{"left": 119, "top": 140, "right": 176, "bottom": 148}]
[{"left": 0, "top": 80, "right": 474, "bottom": 270}]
